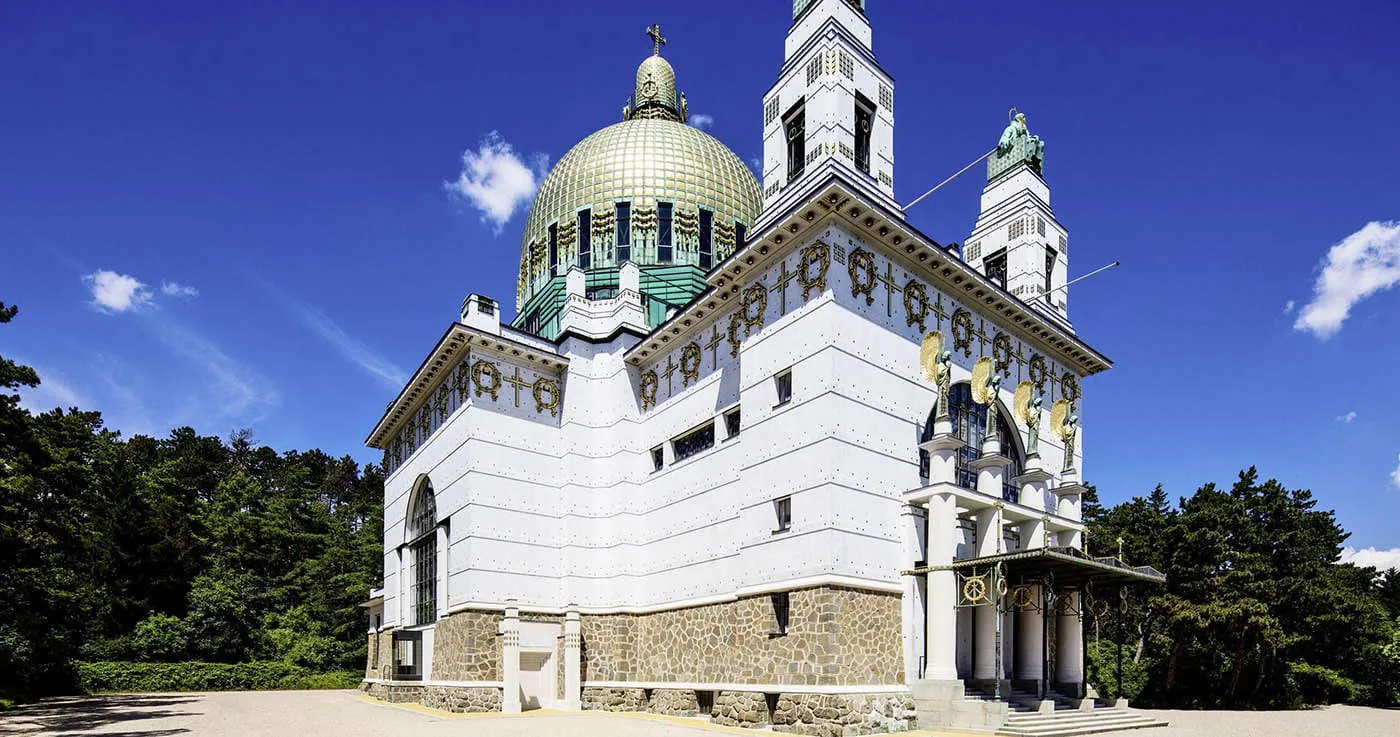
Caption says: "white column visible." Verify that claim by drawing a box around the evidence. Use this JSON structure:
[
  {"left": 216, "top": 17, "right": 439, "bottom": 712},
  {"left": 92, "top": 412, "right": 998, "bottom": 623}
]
[
  {"left": 501, "top": 603, "right": 522, "bottom": 713},
  {"left": 563, "top": 608, "right": 581, "bottom": 710},
  {"left": 435, "top": 525, "right": 449, "bottom": 618},
  {"left": 901, "top": 504, "right": 928, "bottom": 683},
  {"left": 1015, "top": 585, "right": 1043, "bottom": 681},
  {"left": 923, "top": 492, "right": 958, "bottom": 681},
  {"left": 1056, "top": 590, "right": 1084, "bottom": 689},
  {"left": 972, "top": 507, "right": 1000, "bottom": 681}
]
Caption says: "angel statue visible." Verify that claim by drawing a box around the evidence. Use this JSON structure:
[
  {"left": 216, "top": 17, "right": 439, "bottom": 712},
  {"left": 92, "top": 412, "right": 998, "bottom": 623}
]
[
  {"left": 1025, "top": 394, "right": 1043, "bottom": 456},
  {"left": 934, "top": 350, "right": 953, "bottom": 421},
  {"left": 1060, "top": 414, "right": 1079, "bottom": 473},
  {"left": 680, "top": 92, "right": 689, "bottom": 122},
  {"left": 983, "top": 374, "right": 1002, "bottom": 438}
]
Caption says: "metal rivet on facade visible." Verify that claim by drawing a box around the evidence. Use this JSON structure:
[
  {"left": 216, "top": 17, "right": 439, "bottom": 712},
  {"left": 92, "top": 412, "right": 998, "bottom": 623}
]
[{"left": 759, "top": 245, "right": 769, "bottom": 255}]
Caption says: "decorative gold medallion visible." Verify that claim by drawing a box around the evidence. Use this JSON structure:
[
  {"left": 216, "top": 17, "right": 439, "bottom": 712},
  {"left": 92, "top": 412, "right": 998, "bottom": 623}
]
[
  {"left": 951, "top": 308, "right": 975, "bottom": 356},
  {"left": 680, "top": 342, "right": 702, "bottom": 386},
  {"left": 639, "top": 370, "right": 658, "bottom": 410},
  {"left": 1011, "top": 585, "right": 1036, "bottom": 610},
  {"left": 904, "top": 280, "right": 929, "bottom": 331},
  {"left": 1060, "top": 372, "right": 1080, "bottom": 406},
  {"left": 470, "top": 360, "right": 501, "bottom": 401},
  {"left": 1027, "top": 354, "right": 1047, "bottom": 392},
  {"left": 741, "top": 282, "right": 767, "bottom": 328},
  {"left": 727, "top": 312, "right": 744, "bottom": 357},
  {"left": 992, "top": 333, "right": 1013, "bottom": 376},
  {"left": 848, "top": 247, "right": 877, "bottom": 306},
  {"left": 532, "top": 377, "right": 561, "bottom": 417},
  {"left": 962, "top": 575, "right": 988, "bottom": 603},
  {"left": 797, "top": 242, "right": 831, "bottom": 301}
]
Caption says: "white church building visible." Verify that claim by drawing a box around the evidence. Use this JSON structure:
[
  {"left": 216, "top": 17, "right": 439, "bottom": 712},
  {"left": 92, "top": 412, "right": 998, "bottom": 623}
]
[{"left": 360, "top": 2, "right": 1163, "bottom": 733}]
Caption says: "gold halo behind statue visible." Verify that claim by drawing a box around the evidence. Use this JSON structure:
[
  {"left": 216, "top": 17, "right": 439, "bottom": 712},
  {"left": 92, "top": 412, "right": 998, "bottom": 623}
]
[
  {"left": 1049, "top": 399, "right": 1072, "bottom": 440},
  {"left": 970, "top": 357, "right": 994, "bottom": 404},
  {"left": 1013, "top": 380, "right": 1035, "bottom": 424},
  {"left": 919, "top": 330, "right": 944, "bottom": 382}
]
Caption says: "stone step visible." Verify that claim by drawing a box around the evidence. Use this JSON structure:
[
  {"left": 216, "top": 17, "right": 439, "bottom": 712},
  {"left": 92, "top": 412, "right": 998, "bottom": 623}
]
[{"left": 997, "top": 712, "right": 1168, "bottom": 737}]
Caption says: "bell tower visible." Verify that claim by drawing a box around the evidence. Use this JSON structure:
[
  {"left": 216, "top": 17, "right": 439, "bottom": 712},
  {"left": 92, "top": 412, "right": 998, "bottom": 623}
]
[
  {"left": 965, "top": 110, "right": 1073, "bottom": 330},
  {"left": 761, "top": 0, "right": 899, "bottom": 217}
]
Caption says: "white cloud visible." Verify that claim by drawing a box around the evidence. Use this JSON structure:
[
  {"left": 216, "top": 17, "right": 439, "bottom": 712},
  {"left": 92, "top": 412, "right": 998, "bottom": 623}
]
[
  {"left": 1392, "top": 454, "right": 1400, "bottom": 489},
  {"left": 1336, "top": 411, "right": 1357, "bottom": 424},
  {"left": 690, "top": 113, "right": 715, "bottom": 130},
  {"left": 293, "top": 304, "right": 407, "bottom": 390},
  {"left": 85, "top": 270, "right": 153, "bottom": 313},
  {"left": 1281, "top": 300, "right": 1295, "bottom": 315},
  {"left": 161, "top": 281, "right": 199, "bottom": 298},
  {"left": 445, "top": 131, "right": 545, "bottom": 234},
  {"left": 1294, "top": 220, "right": 1400, "bottom": 338},
  {"left": 1341, "top": 545, "right": 1400, "bottom": 571}
]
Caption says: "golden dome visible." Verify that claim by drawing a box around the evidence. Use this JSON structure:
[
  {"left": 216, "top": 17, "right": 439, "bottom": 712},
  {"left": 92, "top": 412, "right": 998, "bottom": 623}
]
[{"left": 634, "top": 55, "right": 678, "bottom": 116}]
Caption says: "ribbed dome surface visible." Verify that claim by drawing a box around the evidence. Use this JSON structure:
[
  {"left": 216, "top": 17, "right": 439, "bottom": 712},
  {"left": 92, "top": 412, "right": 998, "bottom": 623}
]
[{"left": 517, "top": 118, "right": 761, "bottom": 304}]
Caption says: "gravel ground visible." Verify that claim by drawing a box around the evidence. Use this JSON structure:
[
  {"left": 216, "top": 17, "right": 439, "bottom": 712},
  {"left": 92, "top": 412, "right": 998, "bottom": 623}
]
[{"left": 1, "top": 690, "right": 1396, "bottom": 737}]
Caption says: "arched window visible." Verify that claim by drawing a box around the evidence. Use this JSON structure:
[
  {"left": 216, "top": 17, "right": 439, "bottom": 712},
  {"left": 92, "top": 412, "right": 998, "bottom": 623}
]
[
  {"left": 405, "top": 479, "right": 438, "bottom": 626},
  {"left": 920, "top": 382, "right": 1024, "bottom": 502}
]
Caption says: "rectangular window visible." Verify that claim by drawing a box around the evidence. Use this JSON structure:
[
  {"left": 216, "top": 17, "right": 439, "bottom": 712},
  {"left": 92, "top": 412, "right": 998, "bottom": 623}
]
[
  {"left": 578, "top": 209, "right": 591, "bottom": 270},
  {"left": 854, "top": 93, "right": 875, "bottom": 174},
  {"left": 770, "top": 591, "right": 790, "bottom": 635},
  {"left": 477, "top": 297, "right": 496, "bottom": 316},
  {"left": 784, "top": 102, "right": 806, "bottom": 181},
  {"left": 724, "top": 407, "right": 741, "bottom": 438},
  {"left": 699, "top": 208, "right": 713, "bottom": 270},
  {"left": 672, "top": 421, "right": 715, "bottom": 463},
  {"left": 1037, "top": 216, "right": 1047, "bottom": 236},
  {"left": 765, "top": 97, "right": 779, "bottom": 126},
  {"left": 985, "top": 249, "right": 1007, "bottom": 287},
  {"left": 735, "top": 222, "right": 747, "bottom": 248},
  {"left": 774, "top": 496, "right": 791, "bottom": 533},
  {"left": 616, "top": 202, "right": 631, "bottom": 263},
  {"left": 1045, "top": 247, "right": 1055, "bottom": 295},
  {"left": 410, "top": 535, "right": 437, "bottom": 625},
  {"left": 658, "top": 202, "right": 673, "bottom": 261},
  {"left": 774, "top": 369, "right": 793, "bottom": 406},
  {"left": 651, "top": 445, "right": 664, "bottom": 472},
  {"left": 548, "top": 223, "right": 559, "bottom": 275}
]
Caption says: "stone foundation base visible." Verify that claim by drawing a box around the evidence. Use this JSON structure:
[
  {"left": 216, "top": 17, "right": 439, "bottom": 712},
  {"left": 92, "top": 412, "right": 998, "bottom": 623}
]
[
  {"left": 648, "top": 688, "right": 700, "bottom": 716},
  {"left": 360, "top": 681, "right": 501, "bottom": 713},
  {"left": 582, "top": 687, "right": 647, "bottom": 711},
  {"left": 773, "top": 692, "right": 914, "bottom": 735},
  {"left": 712, "top": 691, "right": 771, "bottom": 728}
]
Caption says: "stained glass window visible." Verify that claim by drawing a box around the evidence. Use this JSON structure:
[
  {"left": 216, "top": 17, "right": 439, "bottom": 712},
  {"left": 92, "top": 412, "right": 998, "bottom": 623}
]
[
  {"left": 616, "top": 202, "right": 631, "bottom": 263},
  {"left": 920, "top": 383, "right": 1023, "bottom": 502},
  {"left": 577, "top": 209, "right": 591, "bottom": 270},
  {"left": 658, "top": 202, "right": 673, "bottom": 261}
]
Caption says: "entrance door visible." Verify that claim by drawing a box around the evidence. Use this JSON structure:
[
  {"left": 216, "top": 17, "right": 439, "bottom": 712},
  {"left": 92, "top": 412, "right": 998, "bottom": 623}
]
[{"left": 518, "top": 650, "right": 553, "bottom": 710}]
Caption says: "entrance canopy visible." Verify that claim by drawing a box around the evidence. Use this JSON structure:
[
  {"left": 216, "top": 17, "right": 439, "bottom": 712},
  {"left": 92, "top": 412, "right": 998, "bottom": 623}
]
[{"left": 904, "top": 546, "right": 1165, "bottom": 588}]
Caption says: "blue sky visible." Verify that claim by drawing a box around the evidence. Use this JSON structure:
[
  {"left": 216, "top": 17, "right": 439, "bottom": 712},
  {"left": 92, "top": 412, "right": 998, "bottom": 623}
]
[{"left": 4, "top": 1, "right": 1399, "bottom": 562}]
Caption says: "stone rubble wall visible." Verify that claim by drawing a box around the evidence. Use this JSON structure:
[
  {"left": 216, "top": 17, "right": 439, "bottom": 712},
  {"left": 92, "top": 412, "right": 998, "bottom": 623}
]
[
  {"left": 712, "top": 690, "right": 772, "bottom": 728},
  {"left": 581, "top": 686, "right": 647, "bottom": 711},
  {"left": 647, "top": 688, "right": 700, "bottom": 716},
  {"left": 772, "top": 692, "right": 916, "bottom": 735},
  {"left": 421, "top": 685, "right": 502, "bottom": 713},
  {"left": 364, "top": 630, "right": 394, "bottom": 680},
  {"left": 580, "top": 586, "right": 902, "bottom": 686},
  {"left": 431, "top": 609, "right": 502, "bottom": 681}
]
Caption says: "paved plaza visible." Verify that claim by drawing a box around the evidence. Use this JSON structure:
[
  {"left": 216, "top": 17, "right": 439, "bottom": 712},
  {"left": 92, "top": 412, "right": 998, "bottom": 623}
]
[{"left": 2, "top": 690, "right": 1398, "bottom": 737}]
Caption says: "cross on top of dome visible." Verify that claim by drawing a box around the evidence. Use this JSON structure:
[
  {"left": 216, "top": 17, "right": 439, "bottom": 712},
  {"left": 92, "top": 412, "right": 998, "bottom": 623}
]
[{"left": 646, "top": 24, "right": 666, "bottom": 56}]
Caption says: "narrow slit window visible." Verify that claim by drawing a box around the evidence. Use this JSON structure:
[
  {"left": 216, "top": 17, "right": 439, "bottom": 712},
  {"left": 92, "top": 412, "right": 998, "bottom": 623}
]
[
  {"left": 658, "top": 202, "right": 673, "bottom": 261},
  {"left": 784, "top": 101, "right": 806, "bottom": 181},
  {"left": 650, "top": 445, "right": 664, "bottom": 472},
  {"left": 770, "top": 591, "right": 790, "bottom": 635},
  {"left": 699, "top": 208, "right": 714, "bottom": 270},
  {"left": 577, "top": 209, "right": 591, "bottom": 270},
  {"left": 548, "top": 223, "right": 559, "bottom": 275},
  {"left": 616, "top": 202, "right": 631, "bottom": 263},
  {"left": 774, "top": 496, "right": 791, "bottom": 533},
  {"left": 1044, "top": 247, "right": 1055, "bottom": 295},
  {"left": 854, "top": 93, "right": 874, "bottom": 174}
]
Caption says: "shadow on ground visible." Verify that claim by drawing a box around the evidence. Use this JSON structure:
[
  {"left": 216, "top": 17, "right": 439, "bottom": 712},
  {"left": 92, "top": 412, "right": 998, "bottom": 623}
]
[{"left": 1, "top": 694, "right": 198, "bottom": 736}]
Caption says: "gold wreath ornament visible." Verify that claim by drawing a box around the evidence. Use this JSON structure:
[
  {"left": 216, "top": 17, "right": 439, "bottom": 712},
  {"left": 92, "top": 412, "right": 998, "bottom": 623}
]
[
  {"left": 970, "top": 357, "right": 995, "bottom": 405},
  {"left": 962, "top": 575, "right": 988, "bottom": 603}
]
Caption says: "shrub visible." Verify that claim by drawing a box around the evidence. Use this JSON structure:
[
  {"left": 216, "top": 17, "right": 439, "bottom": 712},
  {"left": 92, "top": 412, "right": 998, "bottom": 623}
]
[
  {"left": 74, "top": 662, "right": 360, "bottom": 693},
  {"left": 1086, "top": 639, "right": 1148, "bottom": 701}
]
